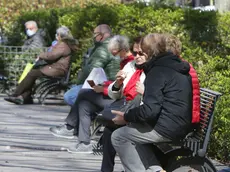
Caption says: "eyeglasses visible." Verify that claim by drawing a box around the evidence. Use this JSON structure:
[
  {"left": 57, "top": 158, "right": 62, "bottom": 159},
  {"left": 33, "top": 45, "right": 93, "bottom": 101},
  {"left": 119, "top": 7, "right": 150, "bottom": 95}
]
[
  {"left": 132, "top": 51, "right": 147, "bottom": 57},
  {"left": 112, "top": 49, "right": 123, "bottom": 56},
  {"left": 93, "top": 32, "right": 101, "bottom": 38}
]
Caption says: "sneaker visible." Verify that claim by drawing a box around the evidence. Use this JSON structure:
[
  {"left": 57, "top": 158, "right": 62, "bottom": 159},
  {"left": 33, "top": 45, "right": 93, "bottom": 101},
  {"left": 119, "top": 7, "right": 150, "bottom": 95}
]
[
  {"left": 67, "top": 142, "right": 93, "bottom": 154},
  {"left": 50, "top": 124, "right": 74, "bottom": 139}
]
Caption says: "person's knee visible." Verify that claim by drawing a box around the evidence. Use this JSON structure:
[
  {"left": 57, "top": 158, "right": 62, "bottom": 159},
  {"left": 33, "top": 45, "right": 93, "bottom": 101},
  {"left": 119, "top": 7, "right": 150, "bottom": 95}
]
[{"left": 111, "top": 129, "right": 122, "bottom": 147}]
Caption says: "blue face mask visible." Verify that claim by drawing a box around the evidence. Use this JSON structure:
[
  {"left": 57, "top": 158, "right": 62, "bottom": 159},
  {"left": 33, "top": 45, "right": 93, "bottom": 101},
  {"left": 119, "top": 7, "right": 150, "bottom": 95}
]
[{"left": 26, "top": 29, "right": 35, "bottom": 37}]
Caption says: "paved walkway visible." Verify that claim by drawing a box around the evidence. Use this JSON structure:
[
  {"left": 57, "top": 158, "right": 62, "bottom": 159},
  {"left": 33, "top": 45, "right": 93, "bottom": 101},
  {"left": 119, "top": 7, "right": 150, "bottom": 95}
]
[
  {"left": 0, "top": 95, "right": 228, "bottom": 172},
  {"left": 0, "top": 96, "right": 123, "bottom": 172}
]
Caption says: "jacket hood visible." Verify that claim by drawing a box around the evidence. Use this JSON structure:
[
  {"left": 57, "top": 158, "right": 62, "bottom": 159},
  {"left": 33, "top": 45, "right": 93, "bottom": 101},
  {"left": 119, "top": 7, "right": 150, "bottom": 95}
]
[{"left": 143, "top": 52, "right": 190, "bottom": 75}]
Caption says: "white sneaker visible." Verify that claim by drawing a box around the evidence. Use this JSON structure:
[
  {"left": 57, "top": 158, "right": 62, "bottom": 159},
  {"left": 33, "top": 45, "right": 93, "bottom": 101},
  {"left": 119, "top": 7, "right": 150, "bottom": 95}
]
[{"left": 67, "top": 142, "right": 93, "bottom": 154}]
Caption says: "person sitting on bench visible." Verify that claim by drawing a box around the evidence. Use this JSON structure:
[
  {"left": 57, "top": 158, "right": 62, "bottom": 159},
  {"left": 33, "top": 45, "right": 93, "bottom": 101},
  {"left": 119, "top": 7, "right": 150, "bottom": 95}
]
[
  {"left": 100, "top": 36, "right": 146, "bottom": 172},
  {"left": 111, "top": 33, "right": 193, "bottom": 172},
  {"left": 4, "top": 26, "right": 78, "bottom": 105}
]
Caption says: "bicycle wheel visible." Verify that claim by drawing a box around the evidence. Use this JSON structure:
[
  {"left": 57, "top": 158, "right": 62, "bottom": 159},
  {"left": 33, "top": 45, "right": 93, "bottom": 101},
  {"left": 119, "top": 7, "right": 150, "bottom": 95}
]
[{"left": 166, "top": 157, "right": 217, "bottom": 172}]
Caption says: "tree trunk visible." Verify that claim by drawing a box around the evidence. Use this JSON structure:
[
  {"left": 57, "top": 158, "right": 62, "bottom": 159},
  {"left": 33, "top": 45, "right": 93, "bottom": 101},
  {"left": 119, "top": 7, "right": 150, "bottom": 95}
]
[{"left": 215, "top": 0, "right": 230, "bottom": 12}]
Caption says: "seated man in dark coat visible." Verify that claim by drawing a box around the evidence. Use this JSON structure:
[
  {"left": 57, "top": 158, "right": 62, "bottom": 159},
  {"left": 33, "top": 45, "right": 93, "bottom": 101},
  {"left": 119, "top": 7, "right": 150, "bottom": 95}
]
[{"left": 22, "top": 20, "right": 47, "bottom": 50}]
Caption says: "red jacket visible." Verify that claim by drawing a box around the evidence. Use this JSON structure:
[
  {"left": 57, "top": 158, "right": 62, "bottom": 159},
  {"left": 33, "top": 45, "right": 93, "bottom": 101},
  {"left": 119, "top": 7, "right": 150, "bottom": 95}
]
[
  {"left": 189, "top": 63, "right": 200, "bottom": 123},
  {"left": 180, "top": 56, "right": 200, "bottom": 123},
  {"left": 102, "top": 55, "right": 134, "bottom": 96}
]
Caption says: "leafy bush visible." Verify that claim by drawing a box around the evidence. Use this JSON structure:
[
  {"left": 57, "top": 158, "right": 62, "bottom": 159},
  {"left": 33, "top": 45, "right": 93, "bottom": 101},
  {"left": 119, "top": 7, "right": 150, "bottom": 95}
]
[{"left": 1, "top": 2, "right": 230, "bottom": 162}]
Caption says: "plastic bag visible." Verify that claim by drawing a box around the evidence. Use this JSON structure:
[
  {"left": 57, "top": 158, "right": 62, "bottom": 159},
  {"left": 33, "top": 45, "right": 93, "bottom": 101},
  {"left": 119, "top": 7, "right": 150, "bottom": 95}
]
[{"left": 18, "top": 63, "right": 34, "bottom": 83}]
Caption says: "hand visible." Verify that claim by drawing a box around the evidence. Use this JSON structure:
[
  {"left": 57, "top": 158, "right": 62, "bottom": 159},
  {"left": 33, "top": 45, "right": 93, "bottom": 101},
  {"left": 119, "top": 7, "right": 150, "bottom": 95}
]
[
  {"left": 111, "top": 110, "right": 127, "bottom": 125},
  {"left": 115, "top": 70, "right": 127, "bottom": 86},
  {"left": 93, "top": 85, "right": 104, "bottom": 93},
  {"left": 136, "top": 81, "right": 145, "bottom": 95}
]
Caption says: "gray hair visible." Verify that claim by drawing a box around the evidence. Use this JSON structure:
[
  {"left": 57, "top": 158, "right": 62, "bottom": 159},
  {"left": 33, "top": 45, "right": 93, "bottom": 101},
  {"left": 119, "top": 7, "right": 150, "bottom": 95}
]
[
  {"left": 108, "top": 35, "right": 130, "bottom": 52},
  {"left": 25, "top": 21, "right": 38, "bottom": 29},
  {"left": 56, "top": 26, "right": 73, "bottom": 39}
]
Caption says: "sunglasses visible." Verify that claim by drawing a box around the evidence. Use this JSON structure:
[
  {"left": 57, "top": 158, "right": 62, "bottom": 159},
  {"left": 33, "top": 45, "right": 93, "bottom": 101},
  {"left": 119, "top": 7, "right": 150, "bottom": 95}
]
[{"left": 132, "top": 51, "right": 146, "bottom": 56}]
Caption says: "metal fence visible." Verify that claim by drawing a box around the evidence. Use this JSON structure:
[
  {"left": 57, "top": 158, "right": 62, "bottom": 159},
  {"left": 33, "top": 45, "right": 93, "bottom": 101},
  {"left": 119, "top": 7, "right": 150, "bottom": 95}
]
[{"left": 0, "top": 46, "right": 47, "bottom": 94}]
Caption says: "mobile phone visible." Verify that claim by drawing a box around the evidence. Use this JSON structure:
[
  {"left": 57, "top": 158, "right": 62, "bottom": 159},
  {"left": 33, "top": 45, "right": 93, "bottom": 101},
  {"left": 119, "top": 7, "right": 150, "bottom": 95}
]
[{"left": 87, "top": 80, "right": 96, "bottom": 87}]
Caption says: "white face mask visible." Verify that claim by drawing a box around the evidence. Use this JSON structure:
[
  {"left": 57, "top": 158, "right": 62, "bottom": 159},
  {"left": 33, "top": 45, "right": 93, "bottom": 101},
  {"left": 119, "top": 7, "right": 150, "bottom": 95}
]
[{"left": 26, "top": 29, "right": 35, "bottom": 37}]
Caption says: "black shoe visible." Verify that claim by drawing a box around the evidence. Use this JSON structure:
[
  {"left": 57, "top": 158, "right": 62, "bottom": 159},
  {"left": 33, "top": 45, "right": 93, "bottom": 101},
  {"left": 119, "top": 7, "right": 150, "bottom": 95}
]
[
  {"left": 4, "top": 96, "right": 23, "bottom": 105},
  {"left": 4, "top": 97, "right": 16, "bottom": 103}
]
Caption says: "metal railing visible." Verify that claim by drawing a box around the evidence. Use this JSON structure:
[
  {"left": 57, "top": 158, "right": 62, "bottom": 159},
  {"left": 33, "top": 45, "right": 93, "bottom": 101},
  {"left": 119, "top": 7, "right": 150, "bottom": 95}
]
[{"left": 0, "top": 46, "right": 47, "bottom": 94}]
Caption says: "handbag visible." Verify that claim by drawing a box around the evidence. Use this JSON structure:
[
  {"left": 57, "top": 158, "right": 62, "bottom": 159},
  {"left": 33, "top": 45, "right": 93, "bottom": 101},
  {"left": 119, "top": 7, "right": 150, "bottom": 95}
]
[{"left": 101, "top": 94, "right": 142, "bottom": 121}]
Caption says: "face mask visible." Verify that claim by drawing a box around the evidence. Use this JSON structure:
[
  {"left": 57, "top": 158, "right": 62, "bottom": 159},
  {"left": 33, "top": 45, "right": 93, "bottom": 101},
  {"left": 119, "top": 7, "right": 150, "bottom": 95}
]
[
  {"left": 93, "top": 37, "right": 101, "bottom": 44},
  {"left": 26, "top": 29, "right": 35, "bottom": 37},
  {"left": 93, "top": 33, "right": 103, "bottom": 43},
  {"left": 55, "top": 33, "right": 59, "bottom": 41}
]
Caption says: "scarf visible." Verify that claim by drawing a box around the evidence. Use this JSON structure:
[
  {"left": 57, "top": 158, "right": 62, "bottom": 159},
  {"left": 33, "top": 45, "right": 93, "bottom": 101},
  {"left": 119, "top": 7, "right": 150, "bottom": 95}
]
[{"left": 123, "top": 69, "right": 143, "bottom": 101}]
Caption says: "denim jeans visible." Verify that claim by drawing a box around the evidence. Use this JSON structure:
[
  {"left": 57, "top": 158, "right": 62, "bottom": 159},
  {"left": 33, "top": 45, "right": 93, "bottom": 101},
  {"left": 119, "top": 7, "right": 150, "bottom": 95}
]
[{"left": 64, "top": 84, "right": 83, "bottom": 106}]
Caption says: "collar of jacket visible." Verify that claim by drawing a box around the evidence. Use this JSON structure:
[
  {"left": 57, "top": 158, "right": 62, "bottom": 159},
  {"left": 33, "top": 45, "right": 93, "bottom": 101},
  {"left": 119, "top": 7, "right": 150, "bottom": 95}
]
[
  {"left": 94, "top": 37, "right": 111, "bottom": 46},
  {"left": 135, "top": 52, "right": 171, "bottom": 73},
  {"left": 141, "top": 52, "right": 190, "bottom": 75}
]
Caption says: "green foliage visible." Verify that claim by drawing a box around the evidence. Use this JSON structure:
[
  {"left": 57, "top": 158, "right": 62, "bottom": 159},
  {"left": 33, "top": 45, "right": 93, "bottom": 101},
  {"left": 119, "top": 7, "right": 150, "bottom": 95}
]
[
  {"left": 0, "top": 46, "right": 47, "bottom": 93},
  {"left": 197, "top": 55, "right": 230, "bottom": 162},
  {"left": 1, "top": 2, "right": 230, "bottom": 162}
]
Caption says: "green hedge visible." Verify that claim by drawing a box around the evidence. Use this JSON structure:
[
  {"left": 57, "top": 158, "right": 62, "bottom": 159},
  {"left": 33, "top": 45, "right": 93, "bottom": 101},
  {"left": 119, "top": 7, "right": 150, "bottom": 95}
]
[{"left": 4, "top": 3, "right": 230, "bottom": 162}]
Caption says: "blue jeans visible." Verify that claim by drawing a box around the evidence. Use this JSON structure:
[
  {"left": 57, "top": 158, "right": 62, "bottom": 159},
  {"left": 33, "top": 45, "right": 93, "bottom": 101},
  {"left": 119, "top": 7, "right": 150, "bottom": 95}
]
[{"left": 64, "top": 84, "right": 83, "bottom": 106}]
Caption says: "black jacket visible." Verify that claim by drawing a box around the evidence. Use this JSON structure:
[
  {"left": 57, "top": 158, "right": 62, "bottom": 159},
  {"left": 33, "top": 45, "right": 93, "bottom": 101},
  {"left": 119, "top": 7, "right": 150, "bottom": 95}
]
[{"left": 124, "top": 52, "right": 193, "bottom": 140}]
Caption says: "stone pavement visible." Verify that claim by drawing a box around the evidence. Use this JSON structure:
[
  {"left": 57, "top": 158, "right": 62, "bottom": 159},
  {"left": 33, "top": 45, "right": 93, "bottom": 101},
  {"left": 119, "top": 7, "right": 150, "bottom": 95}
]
[{"left": 0, "top": 95, "right": 229, "bottom": 172}]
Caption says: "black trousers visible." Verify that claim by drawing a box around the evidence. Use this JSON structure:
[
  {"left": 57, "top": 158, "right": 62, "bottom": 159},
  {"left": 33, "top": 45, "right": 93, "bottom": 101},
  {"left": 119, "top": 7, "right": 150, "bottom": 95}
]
[
  {"left": 101, "top": 125, "right": 121, "bottom": 172},
  {"left": 14, "top": 69, "right": 43, "bottom": 100},
  {"left": 100, "top": 95, "right": 142, "bottom": 172}
]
